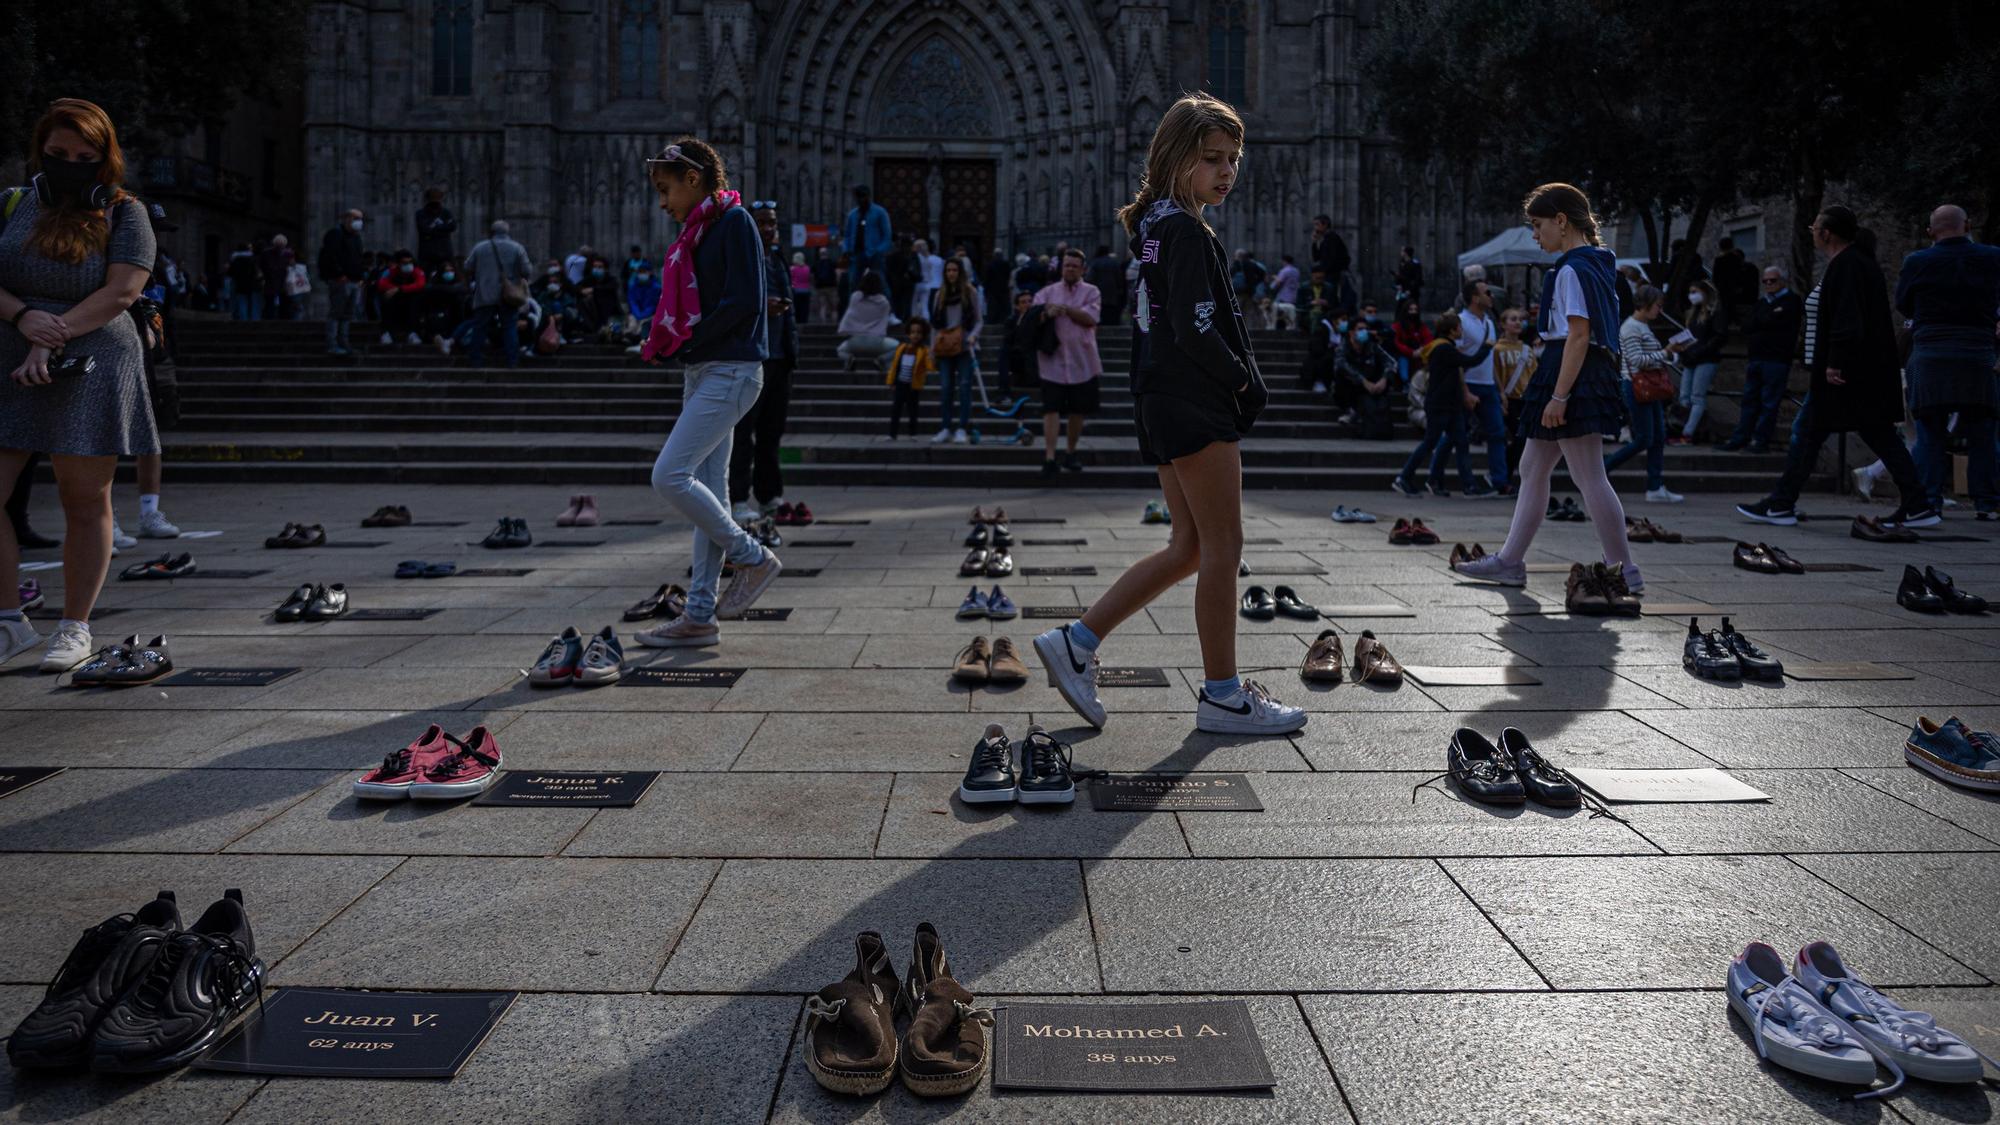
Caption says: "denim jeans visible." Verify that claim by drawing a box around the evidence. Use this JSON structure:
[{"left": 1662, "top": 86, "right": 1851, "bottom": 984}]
[
  {"left": 1467, "top": 382, "right": 1509, "bottom": 487},
  {"left": 467, "top": 304, "right": 518, "bottom": 368},
  {"left": 1605, "top": 383, "right": 1666, "bottom": 490},
  {"left": 936, "top": 352, "right": 976, "bottom": 431},
  {"left": 1679, "top": 361, "right": 1719, "bottom": 437},
  {"left": 1729, "top": 359, "right": 1789, "bottom": 448},
  {"left": 232, "top": 292, "right": 262, "bottom": 322},
  {"left": 652, "top": 359, "right": 768, "bottom": 623},
  {"left": 324, "top": 281, "right": 359, "bottom": 351},
  {"left": 1399, "top": 409, "right": 1472, "bottom": 489},
  {"left": 1915, "top": 407, "right": 1998, "bottom": 512}
]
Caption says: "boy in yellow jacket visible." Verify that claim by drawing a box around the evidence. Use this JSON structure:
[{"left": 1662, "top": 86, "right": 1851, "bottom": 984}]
[{"left": 885, "top": 318, "right": 936, "bottom": 439}]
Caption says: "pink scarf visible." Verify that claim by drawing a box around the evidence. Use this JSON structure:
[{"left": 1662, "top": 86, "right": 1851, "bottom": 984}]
[{"left": 641, "top": 189, "right": 741, "bottom": 361}]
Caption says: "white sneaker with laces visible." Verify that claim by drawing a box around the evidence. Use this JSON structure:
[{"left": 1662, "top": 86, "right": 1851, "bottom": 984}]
[
  {"left": 379, "top": 331, "right": 393, "bottom": 345},
  {"left": 39, "top": 620, "right": 93, "bottom": 673},
  {"left": 1312, "top": 382, "right": 1327, "bottom": 395},
  {"left": 1645, "top": 486, "right": 1685, "bottom": 503},
  {"left": 406, "top": 332, "right": 422, "bottom": 346},
  {"left": 1794, "top": 941, "right": 1988, "bottom": 1084},
  {"left": 731, "top": 501, "right": 758, "bottom": 525},
  {"left": 1032, "top": 625, "right": 1105, "bottom": 729},
  {"left": 932, "top": 428, "right": 952, "bottom": 444},
  {"left": 1196, "top": 680, "right": 1307, "bottom": 735},
  {"left": 137, "top": 510, "right": 181, "bottom": 538},
  {"left": 1850, "top": 466, "right": 1877, "bottom": 501},
  {"left": 1452, "top": 553, "right": 1526, "bottom": 586},
  {"left": 437, "top": 336, "right": 454, "bottom": 356},
  {"left": 1726, "top": 942, "right": 1887, "bottom": 1091},
  {"left": 110, "top": 521, "right": 137, "bottom": 550},
  {"left": 635, "top": 617, "right": 719, "bottom": 648},
  {"left": 951, "top": 429, "right": 969, "bottom": 444},
  {"left": 1, "top": 617, "right": 42, "bottom": 666}
]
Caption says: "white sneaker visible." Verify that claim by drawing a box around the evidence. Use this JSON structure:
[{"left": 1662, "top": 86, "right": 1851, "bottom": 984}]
[
  {"left": 379, "top": 332, "right": 393, "bottom": 345},
  {"left": 635, "top": 618, "right": 719, "bottom": 648},
  {"left": 0, "top": 617, "right": 42, "bottom": 665},
  {"left": 110, "top": 521, "right": 137, "bottom": 550},
  {"left": 715, "top": 546, "right": 782, "bottom": 619},
  {"left": 952, "top": 429, "right": 969, "bottom": 444},
  {"left": 932, "top": 428, "right": 952, "bottom": 444},
  {"left": 1850, "top": 466, "right": 1876, "bottom": 501},
  {"left": 1196, "top": 680, "right": 1307, "bottom": 735},
  {"left": 1452, "top": 552, "right": 1526, "bottom": 586},
  {"left": 1794, "top": 941, "right": 1983, "bottom": 1085},
  {"left": 39, "top": 620, "right": 93, "bottom": 673},
  {"left": 437, "top": 336, "right": 454, "bottom": 356},
  {"left": 1032, "top": 625, "right": 1105, "bottom": 729},
  {"left": 137, "top": 510, "right": 181, "bottom": 538},
  {"left": 1312, "top": 383, "right": 1327, "bottom": 395},
  {"left": 406, "top": 332, "right": 422, "bottom": 346},
  {"left": 731, "top": 502, "right": 758, "bottom": 525},
  {"left": 1645, "top": 486, "right": 1684, "bottom": 503},
  {"left": 1726, "top": 943, "right": 1883, "bottom": 1089}
]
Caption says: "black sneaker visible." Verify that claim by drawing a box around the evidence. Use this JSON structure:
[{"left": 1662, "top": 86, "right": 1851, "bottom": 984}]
[
  {"left": 6, "top": 892, "right": 181, "bottom": 1069},
  {"left": 1041, "top": 460, "right": 1060, "bottom": 478},
  {"left": 1425, "top": 482, "right": 1452, "bottom": 499},
  {"left": 1016, "top": 725, "right": 1076, "bottom": 805},
  {"left": 1463, "top": 481, "right": 1496, "bottom": 498},
  {"left": 1883, "top": 505, "right": 1943, "bottom": 530},
  {"left": 1062, "top": 452, "right": 1083, "bottom": 472},
  {"left": 1735, "top": 498, "right": 1798, "bottom": 526},
  {"left": 1718, "top": 617, "right": 1784, "bottom": 681},
  {"left": 1682, "top": 617, "right": 1743, "bottom": 681},
  {"left": 90, "top": 889, "right": 264, "bottom": 1074},
  {"left": 957, "top": 723, "right": 1017, "bottom": 804}
]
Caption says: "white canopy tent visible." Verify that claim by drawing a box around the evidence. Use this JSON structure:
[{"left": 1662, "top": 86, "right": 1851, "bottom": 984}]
[{"left": 1456, "top": 227, "right": 1559, "bottom": 271}]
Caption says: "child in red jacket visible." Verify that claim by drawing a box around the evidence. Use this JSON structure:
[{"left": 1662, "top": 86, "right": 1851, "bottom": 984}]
[{"left": 376, "top": 248, "right": 428, "bottom": 346}]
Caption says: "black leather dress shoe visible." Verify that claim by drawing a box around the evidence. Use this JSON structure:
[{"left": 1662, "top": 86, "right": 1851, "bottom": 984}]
[
  {"left": 1718, "top": 617, "right": 1783, "bottom": 681},
  {"left": 1498, "top": 727, "right": 1581, "bottom": 807},
  {"left": 990, "top": 523, "right": 1013, "bottom": 548},
  {"left": 304, "top": 583, "right": 349, "bottom": 620},
  {"left": 1447, "top": 728, "right": 1525, "bottom": 804},
  {"left": 963, "top": 523, "right": 991, "bottom": 548},
  {"left": 273, "top": 583, "right": 315, "bottom": 623},
  {"left": 1898, "top": 565, "right": 1946, "bottom": 613},
  {"left": 1239, "top": 585, "right": 1277, "bottom": 621},
  {"left": 1925, "top": 566, "right": 1988, "bottom": 614},
  {"left": 959, "top": 548, "right": 989, "bottom": 577},
  {"left": 1272, "top": 586, "right": 1320, "bottom": 620}
]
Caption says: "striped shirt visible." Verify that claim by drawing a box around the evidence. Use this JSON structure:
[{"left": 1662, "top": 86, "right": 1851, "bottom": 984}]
[{"left": 1802, "top": 283, "right": 1821, "bottom": 367}]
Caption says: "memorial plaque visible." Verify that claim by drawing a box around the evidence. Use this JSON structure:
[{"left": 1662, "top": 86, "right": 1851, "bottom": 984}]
[
  {"left": 407, "top": 521, "right": 470, "bottom": 527},
  {"left": 0, "top": 766, "right": 65, "bottom": 801},
  {"left": 788, "top": 539, "right": 855, "bottom": 548},
  {"left": 1021, "top": 566, "right": 1098, "bottom": 577},
  {"left": 1242, "top": 538, "right": 1284, "bottom": 546},
  {"left": 1677, "top": 535, "right": 1735, "bottom": 544},
  {"left": 621, "top": 667, "right": 745, "bottom": 688},
  {"left": 1404, "top": 665, "right": 1543, "bottom": 686},
  {"left": 812, "top": 519, "right": 872, "bottom": 525},
  {"left": 1088, "top": 774, "right": 1263, "bottom": 813},
  {"left": 991, "top": 999, "right": 1275, "bottom": 1092},
  {"left": 1007, "top": 517, "right": 1068, "bottom": 524},
  {"left": 1020, "top": 606, "right": 1089, "bottom": 619},
  {"left": 1568, "top": 767, "right": 1770, "bottom": 804},
  {"left": 160, "top": 667, "right": 300, "bottom": 687},
  {"left": 740, "top": 607, "right": 793, "bottom": 621},
  {"left": 322, "top": 541, "right": 390, "bottom": 549},
  {"left": 779, "top": 568, "right": 823, "bottom": 578},
  {"left": 1783, "top": 662, "right": 1916, "bottom": 681},
  {"left": 1022, "top": 538, "right": 1088, "bottom": 546},
  {"left": 1800, "top": 563, "right": 1881, "bottom": 573},
  {"left": 176, "top": 530, "right": 225, "bottom": 540},
  {"left": 472, "top": 771, "right": 660, "bottom": 808},
  {"left": 1097, "top": 667, "right": 1170, "bottom": 688},
  {"left": 1921, "top": 535, "right": 1990, "bottom": 544},
  {"left": 455, "top": 568, "right": 536, "bottom": 577},
  {"left": 1321, "top": 604, "right": 1418, "bottom": 618},
  {"left": 184, "top": 569, "right": 271, "bottom": 579},
  {"left": 198, "top": 987, "right": 514, "bottom": 1078},
  {"left": 539, "top": 539, "right": 606, "bottom": 548},
  {"left": 342, "top": 608, "right": 441, "bottom": 621}
]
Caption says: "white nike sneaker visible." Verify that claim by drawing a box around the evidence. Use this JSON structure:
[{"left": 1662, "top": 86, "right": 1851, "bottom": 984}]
[
  {"left": 951, "top": 429, "right": 969, "bottom": 444},
  {"left": 137, "top": 510, "right": 181, "bottom": 538},
  {"left": 1645, "top": 486, "right": 1685, "bottom": 504},
  {"left": 110, "top": 521, "right": 138, "bottom": 550},
  {"left": 39, "top": 620, "right": 94, "bottom": 673},
  {"left": 0, "top": 617, "right": 42, "bottom": 666},
  {"left": 1032, "top": 624, "right": 1105, "bottom": 729},
  {"left": 1195, "top": 680, "right": 1307, "bottom": 735},
  {"left": 1795, "top": 941, "right": 1988, "bottom": 1085}
]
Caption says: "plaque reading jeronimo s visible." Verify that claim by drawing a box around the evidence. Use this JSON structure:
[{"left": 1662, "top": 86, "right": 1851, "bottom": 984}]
[
  {"left": 197, "top": 987, "right": 515, "bottom": 1078},
  {"left": 992, "top": 999, "right": 1275, "bottom": 1092},
  {"left": 1089, "top": 773, "right": 1264, "bottom": 812}
]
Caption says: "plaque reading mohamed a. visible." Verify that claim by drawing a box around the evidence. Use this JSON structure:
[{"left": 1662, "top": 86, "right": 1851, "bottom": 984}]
[
  {"left": 197, "top": 987, "right": 515, "bottom": 1078},
  {"left": 991, "top": 999, "right": 1275, "bottom": 1092}
]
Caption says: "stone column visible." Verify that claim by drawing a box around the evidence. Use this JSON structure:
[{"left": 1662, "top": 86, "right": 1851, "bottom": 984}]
[
  {"left": 502, "top": 1, "right": 556, "bottom": 261},
  {"left": 1313, "top": 0, "right": 1363, "bottom": 278},
  {"left": 303, "top": 0, "right": 374, "bottom": 316}
]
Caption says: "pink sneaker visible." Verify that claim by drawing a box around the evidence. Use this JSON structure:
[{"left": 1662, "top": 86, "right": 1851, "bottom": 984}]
[
  {"left": 555, "top": 495, "right": 582, "bottom": 527},
  {"left": 353, "top": 724, "right": 454, "bottom": 800},
  {"left": 572, "top": 494, "right": 600, "bottom": 527},
  {"left": 410, "top": 727, "right": 503, "bottom": 800}
]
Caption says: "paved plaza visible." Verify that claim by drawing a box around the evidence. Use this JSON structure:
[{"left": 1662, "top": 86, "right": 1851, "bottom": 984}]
[{"left": 4, "top": 481, "right": 1999, "bottom": 1123}]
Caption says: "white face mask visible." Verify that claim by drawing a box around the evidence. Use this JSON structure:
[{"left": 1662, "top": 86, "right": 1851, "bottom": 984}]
[
  {"left": 1687, "top": 291, "right": 1706, "bottom": 306},
  {"left": 349, "top": 220, "right": 364, "bottom": 233}
]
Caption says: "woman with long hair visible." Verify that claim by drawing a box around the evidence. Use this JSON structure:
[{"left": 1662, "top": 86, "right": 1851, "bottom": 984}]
[
  {"left": 0, "top": 98, "right": 159, "bottom": 672},
  {"left": 928, "top": 256, "right": 983, "bottom": 442},
  {"left": 1454, "top": 183, "right": 1639, "bottom": 593},
  {"left": 1033, "top": 93, "right": 1303, "bottom": 737},
  {"left": 632, "top": 136, "right": 783, "bottom": 648},
  {"left": 1673, "top": 277, "right": 1725, "bottom": 444}
]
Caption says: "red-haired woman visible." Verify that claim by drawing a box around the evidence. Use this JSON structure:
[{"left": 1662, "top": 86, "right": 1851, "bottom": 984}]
[{"left": 0, "top": 99, "right": 158, "bottom": 673}]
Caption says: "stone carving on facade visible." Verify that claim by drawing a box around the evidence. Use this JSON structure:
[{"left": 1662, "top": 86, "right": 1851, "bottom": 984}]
[{"left": 874, "top": 37, "right": 997, "bottom": 137}]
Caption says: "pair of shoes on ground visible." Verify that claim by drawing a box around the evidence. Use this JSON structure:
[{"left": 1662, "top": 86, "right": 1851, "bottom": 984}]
[
  {"left": 119, "top": 553, "right": 195, "bottom": 581},
  {"left": 555, "top": 495, "right": 600, "bottom": 527},
  {"left": 1566, "top": 562, "right": 1641, "bottom": 615},
  {"left": 963, "top": 521, "right": 1013, "bottom": 549},
  {"left": 1683, "top": 617, "right": 1783, "bottom": 681},
  {"left": 957, "top": 723, "right": 1092, "bottom": 804},
  {"left": 1624, "top": 516, "right": 1682, "bottom": 543},
  {"left": 529, "top": 625, "right": 624, "bottom": 686},
  {"left": 1898, "top": 565, "right": 1987, "bottom": 614},
  {"left": 1028, "top": 624, "right": 1308, "bottom": 735},
  {"left": 274, "top": 583, "right": 348, "bottom": 622},
  {"left": 951, "top": 637, "right": 1029, "bottom": 685},
  {"left": 3, "top": 619, "right": 99, "bottom": 673},
  {"left": 354, "top": 723, "right": 503, "bottom": 799},
  {"left": 967, "top": 506, "right": 1009, "bottom": 526},
  {"left": 1545, "top": 497, "right": 1588, "bottom": 522},
  {"left": 1142, "top": 499, "right": 1171, "bottom": 524},
  {"left": 959, "top": 547, "right": 1013, "bottom": 578},
  {"left": 1240, "top": 585, "right": 1317, "bottom": 620},
  {"left": 745, "top": 515, "right": 784, "bottom": 549},
  {"left": 806, "top": 926, "right": 993, "bottom": 1098},
  {"left": 69, "top": 635, "right": 174, "bottom": 687},
  {"left": 1729, "top": 940, "right": 1995, "bottom": 1097},
  {"left": 1387, "top": 517, "right": 1439, "bottom": 545},
  {"left": 378, "top": 331, "right": 424, "bottom": 347},
  {"left": 6, "top": 889, "right": 262, "bottom": 1075},
  {"left": 1329, "top": 505, "right": 1377, "bottom": 523},
  {"left": 955, "top": 585, "right": 1017, "bottom": 621},
  {"left": 1300, "top": 628, "right": 1404, "bottom": 686},
  {"left": 1448, "top": 542, "right": 1489, "bottom": 569},
  {"left": 1426, "top": 727, "right": 1581, "bottom": 807},
  {"left": 931, "top": 427, "right": 971, "bottom": 445},
  {"left": 1739, "top": 498, "right": 1942, "bottom": 529},
  {"left": 361, "top": 504, "right": 412, "bottom": 528},
  {"left": 623, "top": 583, "right": 687, "bottom": 622},
  {"left": 482, "top": 517, "right": 533, "bottom": 548},
  {"left": 263, "top": 522, "right": 325, "bottom": 549},
  {"left": 1734, "top": 541, "right": 1805, "bottom": 574},
  {"left": 773, "top": 500, "right": 815, "bottom": 526},
  {"left": 394, "top": 559, "right": 456, "bottom": 579},
  {"left": 1906, "top": 716, "right": 2000, "bottom": 791}
]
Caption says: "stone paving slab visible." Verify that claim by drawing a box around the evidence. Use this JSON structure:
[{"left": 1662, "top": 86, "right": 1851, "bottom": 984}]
[
  {"left": 1443, "top": 855, "right": 1986, "bottom": 989},
  {"left": 1795, "top": 852, "right": 2000, "bottom": 980},
  {"left": 1085, "top": 858, "right": 1543, "bottom": 992},
  {"left": 277, "top": 856, "right": 718, "bottom": 991},
  {"left": 227, "top": 776, "right": 592, "bottom": 856},
  {"left": 0, "top": 988, "right": 263, "bottom": 1123},
  {"left": 873, "top": 772, "right": 1190, "bottom": 858},
  {"left": 1288, "top": 710, "right": 1714, "bottom": 771},
  {"left": 1612, "top": 664, "right": 2000, "bottom": 709},
  {"left": 564, "top": 772, "right": 889, "bottom": 857},
  {"left": 1629, "top": 707, "right": 1910, "bottom": 768},
  {"left": 186, "top": 708, "right": 525, "bottom": 769},
  {"left": 1409, "top": 666, "right": 1685, "bottom": 712},
  {"left": 1840, "top": 765, "right": 2000, "bottom": 845},
  {"left": 1605, "top": 768, "right": 1997, "bottom": 855},
  {"left": 732, "top": 711, "right": 1032, "bottom": 771},
  {"left": 487, "top": 710, "right": 763, "bottom": 770},
  {"left": 0, "top": 767, "right": 338, "bottom": 853},
  {"left": 11, "top": 707, "right": 280, "bottom": 767}
]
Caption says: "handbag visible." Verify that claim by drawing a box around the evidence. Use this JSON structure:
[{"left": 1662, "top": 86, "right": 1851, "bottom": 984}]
[
  {"left": 934, "top": 325, "right": 965, "bottom": 358},
  {"left": 535, "top": 314, "right": 562, "bottom": 355},
  {"left": 1631, "top": 365, "right": 1676, "bottom": 404}
]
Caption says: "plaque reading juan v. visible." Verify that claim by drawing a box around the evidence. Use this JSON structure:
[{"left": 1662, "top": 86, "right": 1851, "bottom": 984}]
[
  {"left": 992, "top": 999, "right": 1275, "bottom": 1092},
  {"left": 197, "top": 987, "right": 515, "bottom": 1078}
]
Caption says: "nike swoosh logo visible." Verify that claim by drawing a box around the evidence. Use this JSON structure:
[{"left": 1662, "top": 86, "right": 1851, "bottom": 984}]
[
  {"left": 1061, "top": 630, "right": 1087, "bottom": 675},
  {"left": 1204, "top": 695, "right": 1252, "bottom": 715}
]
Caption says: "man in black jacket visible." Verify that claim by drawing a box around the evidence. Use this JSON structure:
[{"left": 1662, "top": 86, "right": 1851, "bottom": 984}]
[
  {"left": 884, "top": 235, "right": 919, "bottom": 320},
  {"left": 1087, "top": 246, "right": 1126, "bottom": 325},
  {"left": 1310, "top": 214, "right": 1354, "bottom": 313},
  {"left": 414, "top": 189, "right": 457, "bottom": 273},
  {"left": 317, "top": 208, "right": 367, "bottom": 356},
  {"left": 1720, "top": 264, "right": 1802, "bottom": 452},
  {"left": 1393, "top": 246, "right": 1424, "bottom": 309},
  {"left": 730, "top": 202, "right": 800, "bottom": 522}
]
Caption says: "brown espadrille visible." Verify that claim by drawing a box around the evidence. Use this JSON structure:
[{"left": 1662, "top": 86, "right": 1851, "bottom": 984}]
[
  {"left": 805, "top": 932, "right": 900, "bottom": 1096},
  {"left": 894, "top": 923, "right": 993, "bottom": 1098}
]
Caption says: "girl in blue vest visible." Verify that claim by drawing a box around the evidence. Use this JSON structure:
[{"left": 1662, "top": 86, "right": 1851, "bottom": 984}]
[{"left": 1455, "top": 183, "right": 1637, "bottom": 590}]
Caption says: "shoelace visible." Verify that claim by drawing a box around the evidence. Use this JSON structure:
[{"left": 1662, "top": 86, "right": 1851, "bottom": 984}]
[
  {"left": 129, "top": 932, "right": 264, "bottom": 1019},
  {"left": 45, "top": 913, "right": 136, "bottom": 996},
  {"left": 374, "top": 747, "right": 413, "bottom": 778},
  {"left": 1748, "top": 978, "right": 1905, "bottom": 1100},
  {"left": 1023, "top": 733, "right": 1108, "bottom": 783},
  {"left": 803, "top": 994, "right": 848, "bottom": 1030},
  {"left": 428, "top": 735, "right": 497, "bottom": 780},
  {"left": 536, "top": 636, "right": 571, "bottom": 668},
  {"left": 952, "top": 1000, "right": 996, "bottom": 1029},
  {"left": 971, "top": 736, "right": 1011, "bottom": 774}
]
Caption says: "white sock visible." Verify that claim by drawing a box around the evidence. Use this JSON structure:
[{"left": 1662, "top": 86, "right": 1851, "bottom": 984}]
[
  {"left": 140, "top": 494, "right": 160, "bottom": 516},
  {"left": 0, "top": 609, "right": 23, "bottom": 623},
  {"left": 58, "top": 618, "right": 88, "bottom": 634}
]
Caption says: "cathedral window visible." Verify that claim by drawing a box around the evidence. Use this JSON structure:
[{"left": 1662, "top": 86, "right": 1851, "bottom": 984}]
[
  {"left": 616, "top": 0, "right": 663, "bottom": 100},
  {"left": 431, "top": 0, "right": 473, "bottom": 97},
  {"left": 1207, "top": 2, "right": 1249, "bottom": 107}
]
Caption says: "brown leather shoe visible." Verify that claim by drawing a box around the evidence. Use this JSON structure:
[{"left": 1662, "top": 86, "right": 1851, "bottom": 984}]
[
  {"left": 1301, "top": 629, "right": 1344, "bottom": 683},
  {"left": 952, "top": 637, "right": 991, "bottom": 684},
  {"left": 987, "top": 637, "right": 1029, "bottom": 684},
  {"left": 1732, "top": 542, "right": 1783, "bottom": 574},
  {"left": 895, "top": 923, "right": 993, "bottom": 1098},
  {"left": 806, "top": 932, "right": 901, "bottom": 1096},
  {"left": 1624, "top": 517, "right": 1655, "bottom": 543},
  {"left": 1852, "top": 515, "right": 1918, "bottom": 543},
  {"left": 1640, "top": 519, "right": 1682, "bottom": 543},
  {"left": 1352, "top": 630, "right": 1403, "bottom": 685},
  {"left": 1761, "top": 542, "right": 1806, "bottom": 574},
  {"left": 1565, "top": 563, "right": 1610, "bottom": 615},
  {"left": 1598, "top": 562, "right": 1642, "bottom": 614}
]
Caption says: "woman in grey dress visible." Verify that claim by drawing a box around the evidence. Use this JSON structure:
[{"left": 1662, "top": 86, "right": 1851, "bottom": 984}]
[{"left": 0, "top": 98, "right": 158, "bottom": 672}]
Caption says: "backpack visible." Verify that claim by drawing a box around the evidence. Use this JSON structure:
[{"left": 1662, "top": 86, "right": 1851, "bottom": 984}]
[{"left": 0, "top": 187, "right": 24, "bottom": 236}]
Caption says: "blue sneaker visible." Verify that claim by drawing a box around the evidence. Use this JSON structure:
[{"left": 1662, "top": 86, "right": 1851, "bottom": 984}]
[
  {"left": 985, "top": 585, "right": 1017, "bottom": 621},
  {"left": 1905, "top": 716, "right": 2000, "bottom": 792},
  {"left": 955, "top": 586, "right": 988, "bottom": 620}
]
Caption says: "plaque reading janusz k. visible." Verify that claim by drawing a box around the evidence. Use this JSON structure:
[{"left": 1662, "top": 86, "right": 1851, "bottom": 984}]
[
  {"left": 0, "top": 766, "right": 65, "bottom": 801},
  {"left": 992, "top": 999, "right": 1275, "bottom": 1092},
  {"left": 197, "top": 987, "right": 514, "bottom": 1078},
  {"left": 472, "top": 771, "right": 661, "bottom": 808}
]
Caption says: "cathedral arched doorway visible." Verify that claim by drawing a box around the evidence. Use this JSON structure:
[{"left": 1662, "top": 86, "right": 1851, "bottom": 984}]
[{"left": 867, "top": 36, "right": 1000, "bottom": 262}]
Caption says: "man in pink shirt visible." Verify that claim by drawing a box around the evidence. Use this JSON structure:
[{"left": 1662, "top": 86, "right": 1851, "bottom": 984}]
[{"left": 1033, "top": 249, "right": 1104, "bottom": 475}]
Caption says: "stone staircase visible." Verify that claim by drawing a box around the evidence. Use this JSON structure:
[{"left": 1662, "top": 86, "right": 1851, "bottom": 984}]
[{"left": 156, "top": 319, "right": 1813, "bottom": 492}]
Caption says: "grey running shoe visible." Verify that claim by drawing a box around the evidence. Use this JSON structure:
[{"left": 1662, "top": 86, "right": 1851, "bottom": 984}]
[{"left": 1453, "top": 552, "right": 1526, "bottom": 587}]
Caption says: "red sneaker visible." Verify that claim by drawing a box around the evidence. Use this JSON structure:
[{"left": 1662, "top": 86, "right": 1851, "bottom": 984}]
[
  {"left": 353, "top": 724, "right": 454, "bottom": 800},
  {"left": 775, "top": 501, "right": 797, "bottom": 525},
  {"left": 410, "top": 727, "right": 503, "bottom": 800},
  {"left": 1409, "top": 519, "right": 1440, "bottom": 545},
  {"left": 791, "top": 501, "right": 814, "bottom": 526}
]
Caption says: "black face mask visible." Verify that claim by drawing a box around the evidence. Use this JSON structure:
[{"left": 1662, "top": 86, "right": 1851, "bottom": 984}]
[{"left": 38, "top": 157, "right": 109, "bottom": 209}]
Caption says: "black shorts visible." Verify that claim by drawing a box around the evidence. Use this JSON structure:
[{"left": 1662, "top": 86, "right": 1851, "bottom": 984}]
[
  {"left": 1134, "top": 392, "right": 1240, "bottom": 466},
  {"left": 1039, "top": 377, "right": 1101, "bottom": 416}
]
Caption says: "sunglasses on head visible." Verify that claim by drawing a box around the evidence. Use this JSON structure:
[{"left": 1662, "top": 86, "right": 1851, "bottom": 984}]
[
  {"left": 645, "top": 144, "right": 704, "bottom": 173},
  {"left": 748, "top": 200, "right": 778, "bottom": 212}
]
